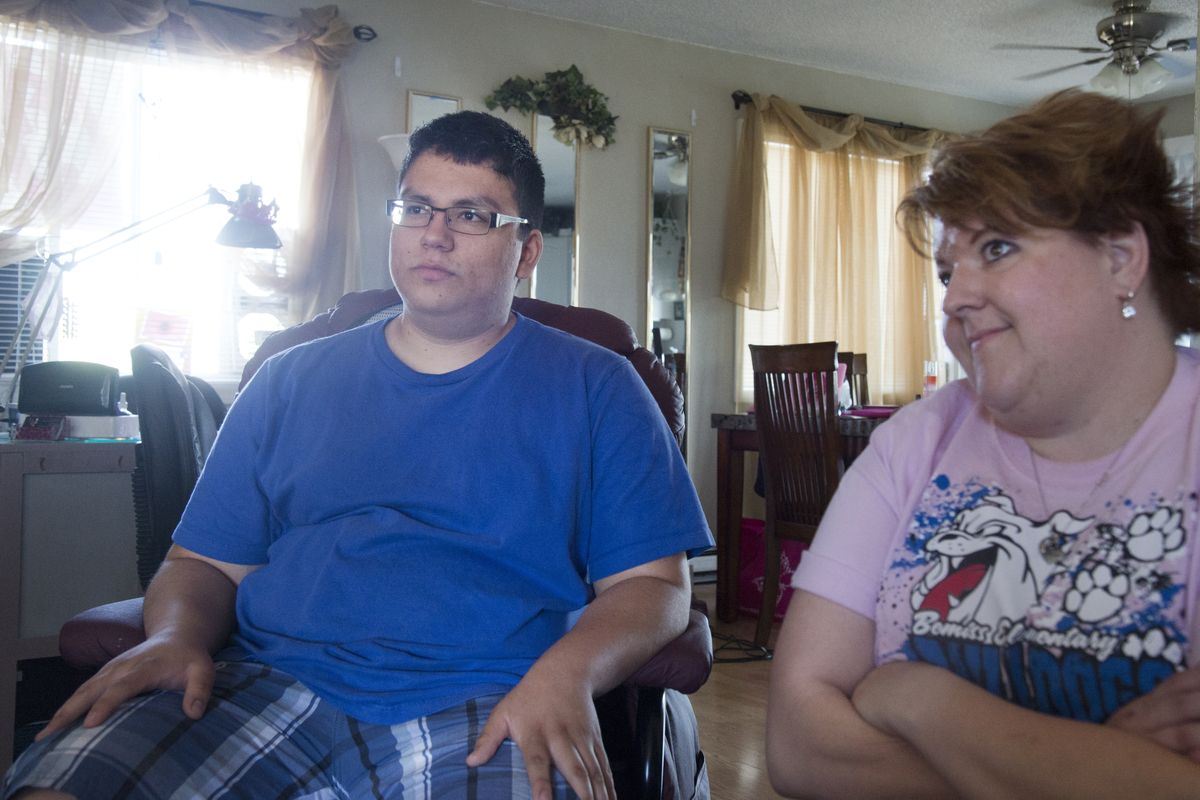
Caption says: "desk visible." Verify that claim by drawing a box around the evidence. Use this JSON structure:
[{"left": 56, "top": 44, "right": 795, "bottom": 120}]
[
  {"left": 0, "top": 440, "right": 139, "bottom": 769},
  {"left": 710, "top": 412, "right": 888, "bottom": 623}
]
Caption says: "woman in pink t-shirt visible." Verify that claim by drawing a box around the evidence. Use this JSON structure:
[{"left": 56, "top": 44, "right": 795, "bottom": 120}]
[{"left": 767, "top": 90, "right": 1200, "bottom": 798}]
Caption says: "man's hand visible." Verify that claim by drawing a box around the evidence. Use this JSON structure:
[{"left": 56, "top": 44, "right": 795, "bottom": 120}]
[
  {"left": 35, "top": 545, "right": 249, "bottom": 743},
  {"left": 36, "top": 633, "right": 216, "bottom": 741},
  {"left": 466, "top": 668, "right": 615, "bottom": 800},
  {"left": 1106, "top": 668, "right": 1200, "bottom": 761},
  {"left": 465, "top": 554, "right": 686, "bottom": 799}
]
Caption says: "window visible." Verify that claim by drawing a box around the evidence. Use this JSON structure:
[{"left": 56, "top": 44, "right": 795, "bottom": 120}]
[
  {"left": 2, "top": 27, "right": 309, "bottom": 389},
  {"left": 52, "top": 51, "right": 306, "bottom": 384},
  {"left": 0, "top": 259, "right": 47, "bottom": 370},
  {"left": 736, "top": 137, "right": 939, "bottom": 406},
  {"left": 1164, "top": 134, "right": 1195, "bottom": 350}
]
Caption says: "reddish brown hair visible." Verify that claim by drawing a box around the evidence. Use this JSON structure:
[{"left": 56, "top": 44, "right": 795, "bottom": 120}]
[{"left": 898, "top": 89, "right": 1200, "bottom": 334}]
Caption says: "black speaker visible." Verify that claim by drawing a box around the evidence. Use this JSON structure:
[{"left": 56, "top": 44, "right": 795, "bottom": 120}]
[{"left": 18, "top": 361, "right": 121, "bottom": 416}]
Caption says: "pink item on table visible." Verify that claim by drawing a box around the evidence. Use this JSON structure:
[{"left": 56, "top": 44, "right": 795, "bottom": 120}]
[{"left": 837, "top": 362, "right": 848, "bottom": 389}]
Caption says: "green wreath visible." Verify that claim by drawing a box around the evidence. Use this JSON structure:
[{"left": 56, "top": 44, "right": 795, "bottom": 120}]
[{"left": 485, "top": 65, "right": 617, "bottom": 149}]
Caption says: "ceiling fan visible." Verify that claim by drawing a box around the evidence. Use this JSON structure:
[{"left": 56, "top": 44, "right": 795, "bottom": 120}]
[
  {"left": 996, "top": 1, "right": 1195, "bottom": 98},
  {"left": 653, "top": 135, "right": 689, "bottom": 187},
  {"left": 653, "top": 134, "right": 689, "bottom": 163}
]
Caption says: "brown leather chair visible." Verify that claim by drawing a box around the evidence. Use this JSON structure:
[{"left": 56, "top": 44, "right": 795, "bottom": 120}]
[
  {"left": 60, "top": 289, "right": 711, "bottom": 800},
  {"left": 239, "top": 289, "right": 687, "bottom": 447}
]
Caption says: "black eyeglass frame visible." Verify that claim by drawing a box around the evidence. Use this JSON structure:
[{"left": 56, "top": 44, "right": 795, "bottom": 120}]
[{"left": 386, "top": 199, "right": 528, "bottom": 235}]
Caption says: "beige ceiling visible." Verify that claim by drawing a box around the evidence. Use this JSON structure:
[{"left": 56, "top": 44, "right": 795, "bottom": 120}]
[{"left": 478, "top": 0, "right": 1197, "bottom": 107}]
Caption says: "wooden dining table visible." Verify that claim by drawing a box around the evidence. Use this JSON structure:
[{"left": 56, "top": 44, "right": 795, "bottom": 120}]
[{"left": 709, "top": 410, "right": 893, "bottom": 622}]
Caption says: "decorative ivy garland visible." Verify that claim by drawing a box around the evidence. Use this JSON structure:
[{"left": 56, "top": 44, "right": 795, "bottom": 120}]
[{"left": 485, "top": 65, "right": 617, "bottom": 149}]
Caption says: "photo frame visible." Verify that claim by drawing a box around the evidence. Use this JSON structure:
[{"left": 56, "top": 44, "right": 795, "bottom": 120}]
[{"left": 407, "top": 91, "right": 462, "bottom": 133}]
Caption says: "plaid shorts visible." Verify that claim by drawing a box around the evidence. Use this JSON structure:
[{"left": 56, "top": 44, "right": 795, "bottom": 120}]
[{"left": 3, "top": 654, "right": 574, "bottom": 799}]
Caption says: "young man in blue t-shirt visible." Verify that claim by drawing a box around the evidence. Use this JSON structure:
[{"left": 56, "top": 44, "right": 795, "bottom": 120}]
[{"left": 7, "top": 112, "right": 712, "bottom": 800}]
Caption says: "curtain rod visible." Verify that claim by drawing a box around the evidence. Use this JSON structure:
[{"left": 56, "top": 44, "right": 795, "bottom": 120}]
[
  {"left": 191, "top": 1, "right": 267, "bottom": 19},
  {"left": 730, "top": 89, "right": 925, "bottom": 131},
  {"left": 189, "top": 1, "right": 378, "bottom": 41}
]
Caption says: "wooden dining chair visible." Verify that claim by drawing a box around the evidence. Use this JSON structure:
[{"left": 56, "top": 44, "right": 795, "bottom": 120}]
[
  {"left": 750, "top": 341, "right": 843, "bottom": 648},
  {"left": 850, "top": 352, "right": 870, "bottom": 406},
  {"left": 837, "top": 351, "right": 870, "bottom": 408}
]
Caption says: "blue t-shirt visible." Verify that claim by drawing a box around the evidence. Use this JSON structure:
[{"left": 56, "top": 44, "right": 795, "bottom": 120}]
[{"left": 174, "top": 314, "right": 712, "bottom": 724}]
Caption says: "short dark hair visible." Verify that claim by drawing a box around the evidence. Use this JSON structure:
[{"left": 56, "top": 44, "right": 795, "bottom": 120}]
[
  {"left": 398, "top": 110, "right": 545, "bottom": 236},
  {"left": 898, "top": 89, "right": 1200, "bottom": 335}
]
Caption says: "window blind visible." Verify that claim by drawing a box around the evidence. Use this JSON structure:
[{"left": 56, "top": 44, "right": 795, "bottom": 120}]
[{"left": 0, "top": 259, "right": 47, "bottom": 373}]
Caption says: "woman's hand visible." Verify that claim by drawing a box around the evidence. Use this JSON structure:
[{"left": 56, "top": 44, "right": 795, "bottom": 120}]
[
  {"left": 851, "top": 660, "right": 939, "bottom": 736},
  {"left": 1106, "top": 668, "right": 1200, "bottom": 761}
]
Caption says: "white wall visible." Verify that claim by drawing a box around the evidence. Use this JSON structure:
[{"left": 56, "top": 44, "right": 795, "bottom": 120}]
[
  {"left": 1152, "top": 93, "right": 1196, "bottom": 138},
  {"left": 229, "top": 0, "right": 1193, "bottom": 529}
]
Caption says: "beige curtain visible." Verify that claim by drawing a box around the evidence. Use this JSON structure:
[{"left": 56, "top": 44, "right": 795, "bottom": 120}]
[
  {"left": 723, "top": 93, "right": 948, "bottom": 403},
  {"left": 0, "top": 0, "right": 358, "bottom": 318},
  {"left": 0, "top": 19, "right": 139, "bottom": 267}
]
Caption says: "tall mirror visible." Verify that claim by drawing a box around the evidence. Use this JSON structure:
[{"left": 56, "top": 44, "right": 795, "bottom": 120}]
[
  {"left": 526, "top": 113, "right": 579, "bottom": 305},
  {"left": 647, "top": 128, "right": 691, "bottom": 449}
]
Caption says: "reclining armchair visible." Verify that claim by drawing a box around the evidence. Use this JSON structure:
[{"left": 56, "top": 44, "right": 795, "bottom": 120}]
[{"left": 58, "top": 290, "right": 713, "bottom": 800}]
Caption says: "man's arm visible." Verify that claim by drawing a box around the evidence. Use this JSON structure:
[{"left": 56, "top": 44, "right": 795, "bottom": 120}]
[
  {"left": 37, "top": 544, "right": 260, "bottom": 739},
  {"left": 467, "top": 552, "right": 691, "bottom": 800},
  {"left": 854, "top": 661, "right": 1200, "bottom": 799},
  {"left": 766, "top": 590, "right": 958, "bottom": 799}
]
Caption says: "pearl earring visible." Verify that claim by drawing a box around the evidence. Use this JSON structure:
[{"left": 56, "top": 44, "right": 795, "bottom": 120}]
[{"left": 1121, "top": 290, "right": 1137, "bottom": 320}]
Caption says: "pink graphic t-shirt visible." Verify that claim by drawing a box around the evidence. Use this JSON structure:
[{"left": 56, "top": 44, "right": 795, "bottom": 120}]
[{"left": 792, "top": 347, "right": 1200, "bottom": 722}]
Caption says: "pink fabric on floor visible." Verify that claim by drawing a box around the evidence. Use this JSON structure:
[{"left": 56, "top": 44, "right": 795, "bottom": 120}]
[{"left": 738, "top": 517, "right": 808, "bottom": 621}]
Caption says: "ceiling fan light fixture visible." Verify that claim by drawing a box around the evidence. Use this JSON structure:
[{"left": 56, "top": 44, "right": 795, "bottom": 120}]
[
  {"left": 1134, "top": 56, "right": 1171, "bottom": 94},
  {"left": 1088, "top": 56, "right": 1170, "bottom": 99},
  {"left": 1088, "top": 60, "right": 1126, "bottom": 94},
  {"left": 667, "top": 157, "right": 688, "bottom": 187}
]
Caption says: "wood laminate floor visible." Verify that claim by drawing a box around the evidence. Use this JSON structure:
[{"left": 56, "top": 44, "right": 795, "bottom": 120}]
[{"left": 688, "top": 581, "right": 787, "bottom": 799}]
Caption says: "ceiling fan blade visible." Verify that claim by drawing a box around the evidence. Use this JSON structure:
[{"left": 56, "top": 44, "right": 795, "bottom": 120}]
[
  {"left": 1157, "top": 37, "right": 1197, "bottom": 52},
  {"left": 1144, "top": 51, "right": 1197, "bottom": 78},
  {"left": 1016, "top": 55, "right": 1113, "bottom": 81},
  {"left": 994, "top": 43, "right": 1108, "bottom": 53},
  {"left": 1135, "top": 11, "right": 1190, "bottom": 28}
]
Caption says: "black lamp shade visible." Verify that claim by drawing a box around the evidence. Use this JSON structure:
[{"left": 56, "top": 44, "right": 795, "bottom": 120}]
[
  {"left": 216, "top": 216, "right": 283, "bottom": 249},
  {"left": 215, "top": 183, "right": 283, "bottom": 249}
]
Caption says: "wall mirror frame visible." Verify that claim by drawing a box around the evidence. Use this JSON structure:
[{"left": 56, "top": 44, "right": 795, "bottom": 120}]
[
  {"left": 525, "top": 113, "right": 580, "bottom": 306},
  {"left": 407, "top": 90, "right": 461, "bottom": 132},
  {"left": 647, "top": 127, "right": 691, "bottom": 453}
]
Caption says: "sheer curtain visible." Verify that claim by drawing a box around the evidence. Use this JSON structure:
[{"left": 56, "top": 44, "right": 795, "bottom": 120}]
[
  {"left": 0, "top": 18, "right": 140, "bottom": 267},
  {"left": 0, "top": 0, "right": 358, "bottom": 320},
  {"left": 723, "top": 93, "right": 948, "bottom": 404}
]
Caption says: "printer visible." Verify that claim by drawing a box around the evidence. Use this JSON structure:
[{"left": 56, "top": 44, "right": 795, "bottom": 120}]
[{"left": 14, "top": 361, "right": 139, "bottom": 440}]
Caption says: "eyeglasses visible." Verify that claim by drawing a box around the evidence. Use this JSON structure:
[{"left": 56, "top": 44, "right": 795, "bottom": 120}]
[{"left": 386, "top": 200, "right": 527, "bottom": 235}]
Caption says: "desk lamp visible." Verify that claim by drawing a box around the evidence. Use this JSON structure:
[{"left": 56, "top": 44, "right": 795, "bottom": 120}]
[{"left": 2, "top": 183, "right": 283, "bottom": 395}]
